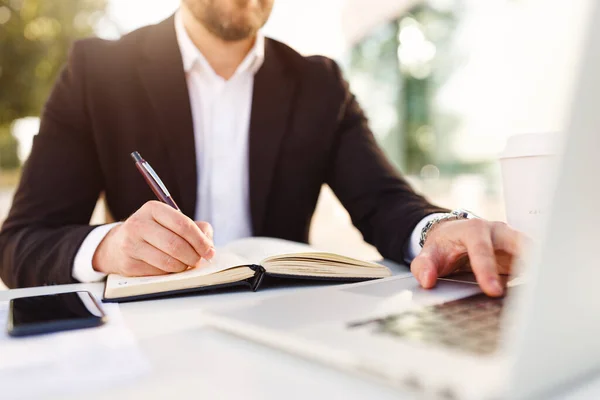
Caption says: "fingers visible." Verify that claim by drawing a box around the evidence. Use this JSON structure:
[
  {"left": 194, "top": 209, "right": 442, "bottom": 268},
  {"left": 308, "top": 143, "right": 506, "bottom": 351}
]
[
  {"left": 99, "top": 202, "right": 217, "bottom": 277},
  {"left": 411, "top": 252, "right": 439, "bottom": 289},
  {"left": 490, "top": 221, "right": 528, "bottom": 255},
  {"left": 120, "top": 259, "right": 169, "bottom": 277},
  {"left": 195, "top": 221, "right": 216, "bottom": 259},
  {"left": 463, "top": 221, "right": 503, "bottom": 297},
  {"left": 139, "top": 219, "right": 202, "bottom": 268},
  {"left": 134, "top": 241, "right": 189, "bottom": 273},
  {"left": 489, "top": 222, "right": 529, "bottom": 275},
  {"left": 196, "top": 221, "right": 213, "bottom": 240},
  {"left": 144, "top": 201, "right": 214, "bottom": 260},
  {"left": 410, "top": 218, "right": 524, "bottom": 297}
]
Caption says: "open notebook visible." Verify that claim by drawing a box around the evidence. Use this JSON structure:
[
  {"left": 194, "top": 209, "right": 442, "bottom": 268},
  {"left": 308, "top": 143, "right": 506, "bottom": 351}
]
[{"left": 103, "top": 237, "right": 391, "bottom": 302}]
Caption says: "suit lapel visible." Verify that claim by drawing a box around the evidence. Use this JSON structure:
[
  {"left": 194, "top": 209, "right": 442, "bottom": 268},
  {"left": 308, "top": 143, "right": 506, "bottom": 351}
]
[
  {"left": 137, "top": 15, "right": 197, "bottom": 218},
  {"left": 249, "top": 40, "right": 298, "bottom": 235}
]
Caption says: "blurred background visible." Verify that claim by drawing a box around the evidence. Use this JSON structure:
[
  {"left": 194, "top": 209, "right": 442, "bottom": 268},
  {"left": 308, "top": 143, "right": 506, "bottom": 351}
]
[{"left": 0, "top": 0, "right": 589, "bottom": 288}]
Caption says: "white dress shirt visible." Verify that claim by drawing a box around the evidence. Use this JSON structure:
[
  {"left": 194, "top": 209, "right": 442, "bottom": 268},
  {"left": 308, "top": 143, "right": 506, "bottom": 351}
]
[
  {"left": 72, "top": 13, "right": 434, "bottom": 283},
  {"left": 180, "top": 14, "right": 263, "bottom": 245}
]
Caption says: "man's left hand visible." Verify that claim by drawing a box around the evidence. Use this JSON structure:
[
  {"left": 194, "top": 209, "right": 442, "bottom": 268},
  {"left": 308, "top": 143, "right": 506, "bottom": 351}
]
[{"left": 410, "top": 219, "right": 527, "bottom": 297}]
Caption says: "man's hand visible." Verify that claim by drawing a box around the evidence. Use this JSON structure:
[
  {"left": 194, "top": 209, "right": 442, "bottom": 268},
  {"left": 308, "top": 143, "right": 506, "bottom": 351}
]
[
  {"left": 92, "top": 201, "right": 215, "bottom": 276},
  {"left": 410, "top": 219, "right": 526, "bottom": 297}
]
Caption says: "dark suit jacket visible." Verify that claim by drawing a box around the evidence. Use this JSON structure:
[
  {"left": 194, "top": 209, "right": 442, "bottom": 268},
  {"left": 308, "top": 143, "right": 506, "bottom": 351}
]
[{"left": 0, "top": 16, "right": 445, "bottom": 288}]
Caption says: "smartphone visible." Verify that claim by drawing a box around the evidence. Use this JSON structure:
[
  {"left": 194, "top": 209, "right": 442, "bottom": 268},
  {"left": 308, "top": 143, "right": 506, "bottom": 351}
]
[{"left": 7, "top": 291, "right": 106, "bottom": 337}]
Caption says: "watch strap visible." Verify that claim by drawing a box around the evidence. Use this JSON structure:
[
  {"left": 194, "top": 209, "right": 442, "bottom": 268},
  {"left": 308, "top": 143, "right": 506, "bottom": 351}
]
[{"left": 419, "top": 209, "right": 480, "bottom": 248}]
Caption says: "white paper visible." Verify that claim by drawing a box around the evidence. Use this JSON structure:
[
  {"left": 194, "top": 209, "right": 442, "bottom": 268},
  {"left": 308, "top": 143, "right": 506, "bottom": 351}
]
[
  {"left": 221, "top": 237, "right": 316, "bottom": 264},
  {"left": 0, "top": 301, "right": 149, "bottom": 399},
  {"left": 106, "top": 250, "right": 250, "bottom": 289},
  {"left": 106, "top": 238, "right": 327, "bottom": 291}
]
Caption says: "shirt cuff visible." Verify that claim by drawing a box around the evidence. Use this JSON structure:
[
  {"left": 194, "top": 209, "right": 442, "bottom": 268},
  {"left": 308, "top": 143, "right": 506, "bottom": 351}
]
[
  {"left": 405, "top": 213, "right": 446, "bottom": 262},
  {"left": 72, "top": 222, "right": 121, "bottom": 283}
]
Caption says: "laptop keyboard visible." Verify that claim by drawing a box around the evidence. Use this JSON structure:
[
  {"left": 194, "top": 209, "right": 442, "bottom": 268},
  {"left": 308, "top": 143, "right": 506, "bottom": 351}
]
[{"left": 347, "top": 293, "right": 507, "bottom": 355}]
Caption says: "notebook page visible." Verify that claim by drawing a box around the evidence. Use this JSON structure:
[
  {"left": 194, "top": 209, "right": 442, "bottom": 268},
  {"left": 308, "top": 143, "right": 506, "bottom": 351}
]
[
  {"left": 106, "top": 251, "right": 250, "bottom": 289},
  {"left": 220, "top": 237, "right": 318, "bottom": 265}
]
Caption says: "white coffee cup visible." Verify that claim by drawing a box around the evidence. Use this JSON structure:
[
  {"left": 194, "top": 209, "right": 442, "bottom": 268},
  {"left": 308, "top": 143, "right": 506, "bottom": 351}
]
[{"left": 499, "top": 133, "right": 557, "bottom": 238}]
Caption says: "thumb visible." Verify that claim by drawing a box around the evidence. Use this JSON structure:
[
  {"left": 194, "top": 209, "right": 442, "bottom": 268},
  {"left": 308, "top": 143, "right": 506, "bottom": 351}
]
[{"left": 410, "top": 251, "right": 439, "bottom": 289}]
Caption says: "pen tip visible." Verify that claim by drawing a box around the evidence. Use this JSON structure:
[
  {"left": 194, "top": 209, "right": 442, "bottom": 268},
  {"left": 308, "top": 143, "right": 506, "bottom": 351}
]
[{"left": 131, "top": 151, "right": 143, "bottom": 163}]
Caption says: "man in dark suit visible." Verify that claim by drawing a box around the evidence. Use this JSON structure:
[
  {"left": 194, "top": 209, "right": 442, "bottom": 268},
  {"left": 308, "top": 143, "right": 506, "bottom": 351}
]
[{"left": 0, "top": 0, "right": 523, "bottom": 296}]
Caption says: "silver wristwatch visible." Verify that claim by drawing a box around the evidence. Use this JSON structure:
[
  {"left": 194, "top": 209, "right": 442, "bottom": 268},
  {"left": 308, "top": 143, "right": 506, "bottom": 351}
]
[{"left": 419, "top": 209, "right": 480, "bottom": 248}]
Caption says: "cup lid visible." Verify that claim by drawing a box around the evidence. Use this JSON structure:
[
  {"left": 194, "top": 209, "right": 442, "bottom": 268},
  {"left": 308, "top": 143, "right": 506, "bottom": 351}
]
[{"left": 500, "top": 132, "right": 557, "bottom": 159}]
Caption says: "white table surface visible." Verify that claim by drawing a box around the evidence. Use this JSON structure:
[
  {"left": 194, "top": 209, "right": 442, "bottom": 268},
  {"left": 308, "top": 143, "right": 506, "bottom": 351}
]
[{"left": 2, "top": 262, "right": 600, "bottom": 400}]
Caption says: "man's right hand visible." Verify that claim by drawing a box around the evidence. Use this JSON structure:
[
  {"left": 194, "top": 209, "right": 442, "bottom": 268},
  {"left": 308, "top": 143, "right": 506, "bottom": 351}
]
[{"left": 92, "top": 201, "right": 215, "bottom": 276}]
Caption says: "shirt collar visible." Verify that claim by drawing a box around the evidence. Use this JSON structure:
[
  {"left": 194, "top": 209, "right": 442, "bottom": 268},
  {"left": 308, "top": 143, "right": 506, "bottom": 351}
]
[{"left": 174, "top": 11, "right": 265, "bottom": 77}]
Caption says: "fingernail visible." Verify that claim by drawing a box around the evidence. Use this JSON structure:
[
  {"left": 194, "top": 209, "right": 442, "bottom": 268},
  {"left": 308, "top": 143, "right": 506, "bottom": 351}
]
[
  {"left": 490, "top": 279, "right": 503, "bottom": 296},
  {"left": 205, "top": 247, "right": 215, "bottom": 260}
]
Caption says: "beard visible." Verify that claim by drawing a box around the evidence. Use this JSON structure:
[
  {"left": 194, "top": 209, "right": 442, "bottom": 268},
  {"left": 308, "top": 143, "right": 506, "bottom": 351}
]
[{"left": 183, "top": 0, "right": 274, "bottom": 41}]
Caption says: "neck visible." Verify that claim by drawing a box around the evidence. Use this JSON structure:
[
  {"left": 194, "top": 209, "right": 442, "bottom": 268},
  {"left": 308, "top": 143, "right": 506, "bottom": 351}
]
[{"left": 180, "top": 5, "right": 256, "bottom": 80}]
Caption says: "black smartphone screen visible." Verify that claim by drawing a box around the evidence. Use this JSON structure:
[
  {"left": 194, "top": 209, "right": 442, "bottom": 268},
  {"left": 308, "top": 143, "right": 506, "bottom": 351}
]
[{"left": 7, "top": 291, "right": 106, "bottom": 337}]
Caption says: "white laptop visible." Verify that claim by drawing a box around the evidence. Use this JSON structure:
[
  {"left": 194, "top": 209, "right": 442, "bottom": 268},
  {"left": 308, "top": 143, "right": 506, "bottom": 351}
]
[{"left": 203, "top": 2, "right": 600, "bottom": 399}]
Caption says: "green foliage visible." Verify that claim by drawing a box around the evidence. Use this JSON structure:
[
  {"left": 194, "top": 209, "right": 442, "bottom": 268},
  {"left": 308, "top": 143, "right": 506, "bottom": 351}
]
[
  {"left": 0, "top": 0, "right": 107, "bottom": 124},
  {"left": 350, "top": 21, "right": 405, "bottom": 171},
  {"left": 399, "top": 4, "right": 461, "bottom": 174},
  {"left": 0, "top": 0, "right": 106, "bottom": 169},
  {"left": 348, "top": 2, "right": 462, "bottom": 175},
  {"left": 0, "top": 124, "right": 19, "bottom": 169}
]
